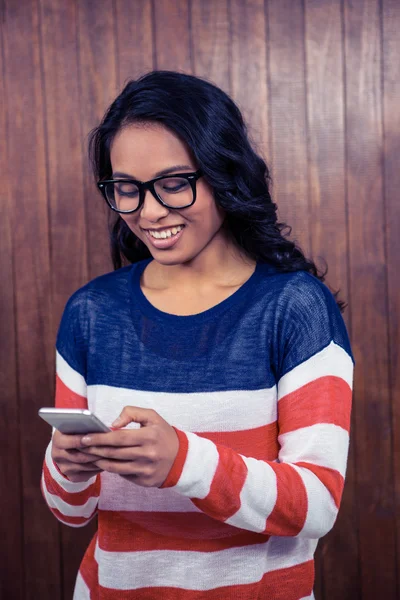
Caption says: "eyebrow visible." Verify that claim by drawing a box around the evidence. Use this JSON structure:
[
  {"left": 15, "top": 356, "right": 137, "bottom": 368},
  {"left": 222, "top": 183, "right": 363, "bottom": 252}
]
[{"left": 112, "top": 164, "right": 195, "bottom": 180}]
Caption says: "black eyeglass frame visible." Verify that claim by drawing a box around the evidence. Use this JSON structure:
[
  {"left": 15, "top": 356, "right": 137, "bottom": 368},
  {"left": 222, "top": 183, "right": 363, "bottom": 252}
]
[{"left": 97, "top": 169, "right": 204, "bottom": 214}]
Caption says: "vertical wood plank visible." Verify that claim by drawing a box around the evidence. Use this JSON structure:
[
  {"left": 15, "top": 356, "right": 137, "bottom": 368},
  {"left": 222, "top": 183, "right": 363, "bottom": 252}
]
[
  {"left": 153, "top": 0, "right": 192, "bottom": 71},
  {"left": 0, "top": 4, "right": 24, "bottom": 597},
  {"left": 78, "top": 0, "right": 118, "bottom": 281},
  {"left": 190, "top": 0, "right": 230, "bottom": 93},
  {"left": 2, "top": 0, "right": 61, "bottom": 597},
  {"left": 266, "top": 0, "right": 311, "bottom": 259},
  {"left": 344, "top": 0, "right": 396, "bottom": 597},
  {"left": 230, "top": 0, "right": 270, "bottom": 160},
  {"left": 38, "top": 1, "right": 89, "bottom": 597},
  {"left": 39, "top": 0, "right": 89, "bottom": 326},
  {"left": 382, "top": 0, "right": 400, "bottom": 596},
  {"left": 115, "top": 0, "right": 154, "bottom": 87},
  {"left": 305, "top": 1, "right": 359, "bottom": 597}
]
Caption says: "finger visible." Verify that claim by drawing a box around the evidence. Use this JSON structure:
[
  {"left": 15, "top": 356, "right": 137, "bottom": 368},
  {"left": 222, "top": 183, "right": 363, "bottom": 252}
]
[
  {"left": 62, "top": 464, "right": 103, "bottom": 476},
  {"left": 93, "top": 459, "right": 149, "bottom": 476},
  {"left": 55, "top": 450, "right": 102, "bottom": 466},
  {"left": 65, "top": 467, "right": 103, "bottom": 482},
  {"left": 111, "top": 406, "right": 159, "bottom": 429},
  {"left": 80, "top": 428, "right": 148, "bottom": 448},
  {"left": 79, "top": 445, "right": 147, "bottom": 461},
  {"left": 53, "top": 432, "right": 86, "bottom": 450},
  {"left": 70, "top": 465, "right": 103, "bottom": 473},
  {"left": 67, "top": 472, "right": 101, "bottom": 483},
  {"left": 65, "top": 449, "right": 104, "bottom": 464}
]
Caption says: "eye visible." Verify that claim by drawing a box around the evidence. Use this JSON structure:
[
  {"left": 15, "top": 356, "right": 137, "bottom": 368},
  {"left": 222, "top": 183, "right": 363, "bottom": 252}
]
[
  {"left": 115, "top": 182, "right": 139, "bottom": 197},
  {"left": 160, "top": 178, "right": 190, "bottom": 193}
]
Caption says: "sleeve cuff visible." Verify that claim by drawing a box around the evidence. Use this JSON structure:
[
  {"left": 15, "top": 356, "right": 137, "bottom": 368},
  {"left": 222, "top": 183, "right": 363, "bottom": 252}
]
[
  {"left": 160, "top": 427, "right": 189, "bottom": 488},
  {"left": 52, "top": 455, "right": 71, "bottom": 481},
  {"left": 45, "top": 441, "right": 98, "bottom": 492}
]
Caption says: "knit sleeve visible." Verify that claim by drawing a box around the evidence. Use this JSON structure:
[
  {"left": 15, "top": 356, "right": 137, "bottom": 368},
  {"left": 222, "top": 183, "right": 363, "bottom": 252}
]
[
  {"left": 40, "top": 290, "right": 101, "bottom": 527},
  {"left": 161, "top": 273, "right": 354, "bottom": 539}
]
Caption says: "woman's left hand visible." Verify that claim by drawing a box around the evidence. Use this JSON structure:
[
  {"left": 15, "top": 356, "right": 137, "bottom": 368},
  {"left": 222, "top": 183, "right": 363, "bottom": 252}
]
[{"left": 79, "top": 406, "right": 179, "bottom": 488}]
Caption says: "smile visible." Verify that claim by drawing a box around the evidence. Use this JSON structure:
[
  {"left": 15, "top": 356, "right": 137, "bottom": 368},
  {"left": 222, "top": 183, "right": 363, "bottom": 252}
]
[{"left": 143, "top": 225, "right": 186, "bottom": 249}]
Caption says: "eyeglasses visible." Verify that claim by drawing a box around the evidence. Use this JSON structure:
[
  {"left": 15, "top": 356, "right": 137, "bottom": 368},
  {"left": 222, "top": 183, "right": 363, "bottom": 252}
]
[{"left": 97, "top": 169, "right": 204, "bottom": 214}]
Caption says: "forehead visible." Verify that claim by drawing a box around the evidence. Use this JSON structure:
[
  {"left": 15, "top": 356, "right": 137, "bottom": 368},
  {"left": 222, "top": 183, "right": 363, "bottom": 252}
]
[{"left": 110, "top": 123, "right": 193, "bottom": 170}]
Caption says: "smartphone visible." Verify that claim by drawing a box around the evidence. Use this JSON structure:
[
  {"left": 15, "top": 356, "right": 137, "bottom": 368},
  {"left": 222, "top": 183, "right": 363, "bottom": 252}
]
[{"left": 38, "top": 408, "right": 111, "bottom": 434}]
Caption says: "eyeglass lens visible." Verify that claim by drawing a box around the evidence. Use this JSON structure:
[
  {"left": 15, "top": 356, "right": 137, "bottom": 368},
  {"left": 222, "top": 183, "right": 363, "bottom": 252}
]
[{"left": 104, "top": 177, "right": 194, "bottom": 212}]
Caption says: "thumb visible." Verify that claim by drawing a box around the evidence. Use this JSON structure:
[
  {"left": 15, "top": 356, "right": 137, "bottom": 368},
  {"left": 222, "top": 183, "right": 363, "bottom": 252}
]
[{"left": 111, "top": 406, "right": 156, "bottom": 428}]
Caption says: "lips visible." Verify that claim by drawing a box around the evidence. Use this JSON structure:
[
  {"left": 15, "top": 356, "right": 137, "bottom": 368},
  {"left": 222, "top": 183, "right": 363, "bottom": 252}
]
[
  {"left": 143, "top": 225, "right": 185, "bottom": 250},
  {"left": 142, "top": 225, "right": 185, "bottom": 232}
]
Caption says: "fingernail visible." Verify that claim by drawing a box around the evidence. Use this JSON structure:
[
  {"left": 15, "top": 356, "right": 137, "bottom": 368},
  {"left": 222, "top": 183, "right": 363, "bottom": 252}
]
[
  {"left": 111, "top": 416, "right": 122, "bottom": 427},
  {"left": 81, "top": 436, "right": 91, "bottom": 445}
]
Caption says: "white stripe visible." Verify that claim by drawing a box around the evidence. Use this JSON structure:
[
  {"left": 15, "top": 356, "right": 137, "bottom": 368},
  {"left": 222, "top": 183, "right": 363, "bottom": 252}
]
[
  {"left": 300, "top": 594, "right": 315, "bottom": 599},
  {"left": 57, "top": 350, "right": 87, "bottom": 398},
  {"left": 170, "top": 432, "right": 219, "bottom": 498},
  {"left": 41, "top": 472, "right": 99, "bottom": 518},
  {"left": 278, "top": 341, "right": 353, "bottom": 400},
  {"left": 87, "top": 384, "right": 277, "bottom": 432},
  {"left": 45, "top": 441, "right": 98, "bottom": 493},
  {"left": 279, "top": 423, "right": 349, "bottom": 477},
  {"left": 98, "top": 471, "right": 201, "bottom": 512},
  {"left": 226, "top": 456, "right": 277, "bottom": 533},
  {"left": 73, "top": 572, "right": 91, "bottom": 599},
  {"left": 94, "top": 536, "right": 316, "bottom": 591},
  {"left": 290, "top": 464, "right": 338, "bottom": 538}
]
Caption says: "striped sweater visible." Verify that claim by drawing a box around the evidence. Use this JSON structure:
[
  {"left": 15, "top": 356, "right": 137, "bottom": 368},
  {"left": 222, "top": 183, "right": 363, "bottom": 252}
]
[{"left": 41, "top": 257, "right": 354, "bottom": 599}]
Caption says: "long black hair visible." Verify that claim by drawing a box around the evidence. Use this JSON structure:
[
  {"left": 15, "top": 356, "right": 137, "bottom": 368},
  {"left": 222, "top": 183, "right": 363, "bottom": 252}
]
[{"left": 89, "top": 70, "right": 346, "bottom": 312}]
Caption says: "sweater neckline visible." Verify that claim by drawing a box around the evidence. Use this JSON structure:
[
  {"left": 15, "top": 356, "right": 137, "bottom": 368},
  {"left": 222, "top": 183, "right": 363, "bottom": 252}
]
[{"left": 130, "top": 257, "right": 263, "bottom": 326}]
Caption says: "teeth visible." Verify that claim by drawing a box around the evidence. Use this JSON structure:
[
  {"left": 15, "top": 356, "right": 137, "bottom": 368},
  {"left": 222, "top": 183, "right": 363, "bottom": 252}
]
[{"left": 149, "top": 225, "right": 183, "bottom": 239}]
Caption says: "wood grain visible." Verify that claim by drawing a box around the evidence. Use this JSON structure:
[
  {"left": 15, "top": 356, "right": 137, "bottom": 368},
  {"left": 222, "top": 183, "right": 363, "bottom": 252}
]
[
  {"left": 38, "top": 0, "right": 90, "bottom": 597},
  {"left": 305, "top": 1, "right": 358, "bottom": 596},
  {"left": 344, "top": 0, "right": 396, "bottom": 597},
  {"left": 191, "top": 0, "right": 230, "bottom": 93},
  {"left": 78, "top": 0, "right": 117, "bottom": 281},
  {"left": 115, "top": 0, "right": 154, "bottom": 87},
  {"left": 153, "top": 0, "right": 192, "bottom": 72},
  {"left": 3, "top": 0, "right": 61, "bottom": 597},
  {"left": 382, "top": 0, "right": 400, "bottom": 596},
  {"left": 230, "top": 0, "right": 270, "bottom": 160},
  {"left": 266, "top": 0, "right": 311, "bottom": 259},
  {"left": 0, "top": 6, "right": 24, "bottom": 598}
]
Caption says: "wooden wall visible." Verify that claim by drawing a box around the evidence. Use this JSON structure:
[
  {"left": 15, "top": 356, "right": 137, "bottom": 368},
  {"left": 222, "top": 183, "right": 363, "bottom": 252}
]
[{"left": 1, "top": 0, "right": 399, "bottom": 598}]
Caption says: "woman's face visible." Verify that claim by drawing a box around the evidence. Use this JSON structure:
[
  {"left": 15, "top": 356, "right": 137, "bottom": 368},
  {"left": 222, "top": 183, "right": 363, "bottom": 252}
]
[{"left": 109, "top": 123, "right": 227, "bottom": 267}]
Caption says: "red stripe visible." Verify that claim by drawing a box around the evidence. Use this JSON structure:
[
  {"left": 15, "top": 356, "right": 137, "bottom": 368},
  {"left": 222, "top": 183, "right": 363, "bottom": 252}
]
[
  {"left": 97, "top": 510, "right": 269, "bottom": 552},
  {"left": 79, "top": 534, "right": 99, "bottom": 595},
  {"left": 43, "top": 460, "right": 100, "bottom": 506},
  {"left": 49, "top": 507, "right": 96, "bottom": 526},
  {"left": 264, "top": 463, "right": 308, "bottom": 536},
  {"left": 55, "top": 374, "right": 87, "bottom": 408},
  {"left": 192, "top": 445, "right": 248, "bottom": 521},
  {"left": 41, "top": 466, "right": 94, "bottom": 525},
  {"left": 97, "top": 560, "right": 314, "bottom": 600},
  {"left": 197, "top": 421, "right": 279, "bottom": 460},
  {"left": 279, "top": 375, "right": 351, "bottom": 435},
  {"left": 160, "top": 427, "right": 188, "bottom": 488},
  {"left": 296, "top": 461, "right": 345, "bottom": 508}
]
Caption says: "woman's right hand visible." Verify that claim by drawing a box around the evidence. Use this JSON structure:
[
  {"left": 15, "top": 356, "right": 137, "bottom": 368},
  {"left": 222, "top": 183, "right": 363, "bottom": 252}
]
[{"left": 51, "top": 429, "right": 103, "bottom": 483}]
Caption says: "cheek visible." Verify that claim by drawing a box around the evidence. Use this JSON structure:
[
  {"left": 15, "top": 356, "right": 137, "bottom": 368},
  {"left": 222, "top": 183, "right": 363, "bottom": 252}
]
[{"left": 120, "top": 215, "right": 140, "bottom": 233}]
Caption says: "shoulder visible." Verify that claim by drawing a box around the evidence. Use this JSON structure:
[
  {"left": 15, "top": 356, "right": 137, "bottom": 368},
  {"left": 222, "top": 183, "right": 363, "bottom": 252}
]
[
  {"left": 58, "top": 263, "right": 141, "bottom": 327},
  {"left": 61, "top": 263, "right": 136, "bottom": 318},
  {"left": 277, "top": 270, "right": 337, "bottom": 315},
  {"left": 257, "top": 263, "right": 337, "bottom": 313},
  {"left": 274, "top": 270, "right": 344, "bottom": 343}
]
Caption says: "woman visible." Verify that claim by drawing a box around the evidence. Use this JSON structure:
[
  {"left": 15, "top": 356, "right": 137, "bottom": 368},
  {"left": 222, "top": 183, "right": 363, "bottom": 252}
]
[{"left": 41, "top": 70, "right": 354, "bottom": 599}]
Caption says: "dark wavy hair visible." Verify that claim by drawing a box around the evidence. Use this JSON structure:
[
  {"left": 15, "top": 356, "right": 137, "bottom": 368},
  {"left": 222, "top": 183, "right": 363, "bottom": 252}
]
[{"left": 88, "top": 70, "right": 346, "bottom": 312}]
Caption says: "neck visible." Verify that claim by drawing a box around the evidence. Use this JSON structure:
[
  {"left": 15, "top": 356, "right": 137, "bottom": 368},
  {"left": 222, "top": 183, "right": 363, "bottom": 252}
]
[{"left": 144, "top": 231, "right": 256, "bottom": 290}]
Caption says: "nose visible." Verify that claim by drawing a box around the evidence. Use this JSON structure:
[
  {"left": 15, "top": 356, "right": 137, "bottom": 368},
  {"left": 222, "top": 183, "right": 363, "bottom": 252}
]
[{"left": 139, "top": 187, "right": 170, "bottom": 222}]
